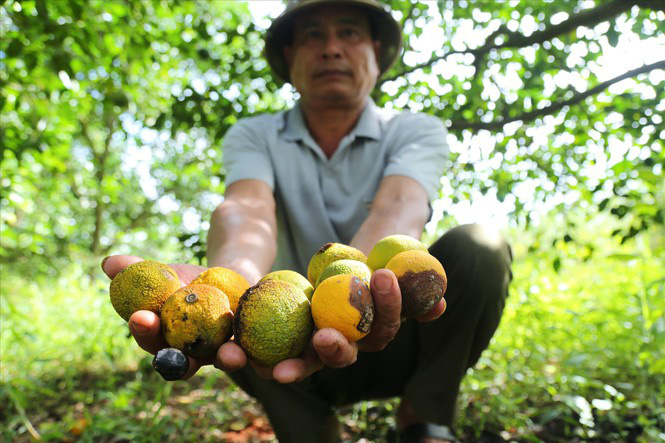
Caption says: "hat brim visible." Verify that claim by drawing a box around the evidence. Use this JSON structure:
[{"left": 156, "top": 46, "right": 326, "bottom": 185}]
[{"left": 264, "top": 0, "right": 402, "bottom": 84}]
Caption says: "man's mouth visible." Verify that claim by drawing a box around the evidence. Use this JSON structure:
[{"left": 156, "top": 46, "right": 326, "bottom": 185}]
[{"left": 314, "top": 69, "right": 351, "bottom": 78}]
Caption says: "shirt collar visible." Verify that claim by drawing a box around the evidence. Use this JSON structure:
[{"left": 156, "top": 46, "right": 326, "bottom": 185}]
[{"left": 281, "top": 98, "right": 382, "bottom": 143}]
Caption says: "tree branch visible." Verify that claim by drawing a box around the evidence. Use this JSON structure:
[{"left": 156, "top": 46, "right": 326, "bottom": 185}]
[
  {"left": 100, "top": 201, "right": 155, "bottom": 256},
  {"left": 81, "top": 116, "right": 116, "bottom": 256},
  {"left": 634, "top": 0, "right": 665, "bottom": 12},
  {"left": 468, "top": 0, "right": 634, "bottom": 58},
  {"left": 379, "top": 0, "right": 636, "bottom": 85},
  {"left": 379, "top": 49, "right": 463, "bottom": 84},
  {"left": 448, "top": 59, "right": 665, "bottom": 131}
]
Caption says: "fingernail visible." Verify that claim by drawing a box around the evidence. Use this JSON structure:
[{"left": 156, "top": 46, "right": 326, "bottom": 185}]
[
  {"left": 130, "top": 320, "right": 149, "bottom": 335},
  {"left": 374, "top": 273, "right": 392, "bottom": 293},
  {"left": 101, "top": 256, "right": 110, "bottom": 271}
]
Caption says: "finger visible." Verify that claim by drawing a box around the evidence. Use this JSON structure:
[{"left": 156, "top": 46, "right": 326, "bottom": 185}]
[
  {"left": 312, "top": 328, "right": 357, "bottom": 368},
  {"left": 360, "top": 269, "right": 402, "bottom": 352},
  {"left": 181, "top": 357, "right": 203, "bottom": 380},
  {"left": 273, "top": 346, "right": 324, "bottom": 384},
  {"left": 128, "top": 310, "right": 168, "bottom": 355},
  {"left": 102, "top": 255, "right": 144, "bottom": 279},
  {"left": 273, "top": 359, "right": 308, "bottom": 384},
  {"left": 215, "top": 341, "right": 247, "bottom": 372},
  {"left": 415, "top": 297, "right": 447, "bottom": 323},
  {"left": 169, "top": 263, "right": 208, "bottom": 287}
]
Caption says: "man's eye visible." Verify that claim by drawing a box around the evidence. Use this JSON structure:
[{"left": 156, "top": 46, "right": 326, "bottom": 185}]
[{"left": 304, "top": 30, "right": 322, "bottom": 39}]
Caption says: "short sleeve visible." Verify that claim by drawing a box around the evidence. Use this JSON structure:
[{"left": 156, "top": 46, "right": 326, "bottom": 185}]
[
  {"left": 222, "top": 117, "right": 275, "bottom": 189},
  {"left": 383, "top": 113, "right": 449, "bottom": 201}
]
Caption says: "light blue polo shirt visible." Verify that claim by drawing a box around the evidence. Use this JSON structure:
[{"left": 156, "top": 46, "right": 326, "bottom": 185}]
[{"left": 222, "top": 99, "right": 448, "bottom": 275}]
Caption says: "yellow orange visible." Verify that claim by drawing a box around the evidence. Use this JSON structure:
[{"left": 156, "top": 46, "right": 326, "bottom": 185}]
[
  {"left": 109, "top": 260, "right": 180, "bottom": 321},
  {"left": 190, "top": 267, "right": 250, "bottom": 312},
  {"left": 311, "top": 274, "right": 374, "bottom": 342},
  {"left": 307, "top": 242, "right": 367, "bottom": 286},
  {"left": 385, "top": 250, "right": 447, "bottom": 318},
  {"left": 260, "top": 270, "right": 314, "bottom": 301},
  {"left": 161, "top": 284, "right": 233, "bottom": 359}
]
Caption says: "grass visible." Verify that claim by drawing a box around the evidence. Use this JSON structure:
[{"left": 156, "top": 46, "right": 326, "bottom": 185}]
[{"left": 1, "top": 229, "right": 663, "bottom": 442}]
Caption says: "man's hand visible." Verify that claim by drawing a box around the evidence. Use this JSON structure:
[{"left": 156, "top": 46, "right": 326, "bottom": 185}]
[
  {"left": 103, "top": 255, "right": 248, "bottom": 379},
  {"left": 103, "top": 256, "right": 445, "bottom": 384},
  {"left": 263, "top": 268, "right": 446, "bottom": 384},
  {"left": 231, "top": 269, "right": 402, "bottom": 384}
]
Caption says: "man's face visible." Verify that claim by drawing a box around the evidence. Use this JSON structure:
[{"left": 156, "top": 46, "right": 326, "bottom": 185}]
[{"left": 283, "top": 6, "right": 381, "bottom": 107}]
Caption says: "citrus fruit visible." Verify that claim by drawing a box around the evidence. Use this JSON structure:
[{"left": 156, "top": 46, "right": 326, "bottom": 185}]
[
  {"left": 109, "top": 260, "right": 180, "bottom": 321},
  {"left": 260, "top": 270, "right": 314, "bottom": 301},
  {"left": 234, "top": 279, "right": 313, "bottom": 366},
  {"left": 367, "top": 234, "right": 428, "bottom": 271},
  {"left": 385, "top": 250, "right": 447, "bottom": 318},
  {"left": 307, "top": 242, "right": 367, "bottom": 286},
  {"left": 311, "top": 274, "right": 374, "bottom": 342},
  {"left": 161, "top": 284, "right": 234, "bottom": 359},
  {"left": 190, "top": 267, "right": 250, "bottom": 312}
]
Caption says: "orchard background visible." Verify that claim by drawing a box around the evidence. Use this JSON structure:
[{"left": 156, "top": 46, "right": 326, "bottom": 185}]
[{"left": 1, "top": 0, "right": 663, "bottom": 441}]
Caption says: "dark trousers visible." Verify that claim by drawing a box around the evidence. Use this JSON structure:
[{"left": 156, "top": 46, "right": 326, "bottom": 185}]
[{"left": 229, "top": 224, "right": 513, "bottom": 442}]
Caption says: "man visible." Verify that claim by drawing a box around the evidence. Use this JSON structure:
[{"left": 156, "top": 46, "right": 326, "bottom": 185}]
[{"left": 102, "top": 1, "right": 513, "bottom": 442}]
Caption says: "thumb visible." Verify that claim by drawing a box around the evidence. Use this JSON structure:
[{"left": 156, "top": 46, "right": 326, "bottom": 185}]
[
  {"left": 371, "top": 269, "right": 402, "bottom": 319},
  {"left": 102, "top": 255, "right": 144, "bottom": 279},
  {"left": 360, "top": 269, "right": 402, "bottom": 351}
]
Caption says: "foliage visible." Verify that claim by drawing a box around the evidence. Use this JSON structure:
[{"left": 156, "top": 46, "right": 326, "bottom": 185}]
[
  {"left": 456, "top": 217, "right": 664, "bottom": 442},
  {"left": 2, "top": 0, "right": 664, "bottom": 275},
  {"left": 1, "top": 0, "right": 664, "bottom": 441},
  {"left": 378, "top": 0, "right": 664, "bottom": 247},
  {"left": 1, "top": 0, "right": 286, "bottom": 275},
  {"left": 1, "top": 213, "right": 663, "bottom": 441}
]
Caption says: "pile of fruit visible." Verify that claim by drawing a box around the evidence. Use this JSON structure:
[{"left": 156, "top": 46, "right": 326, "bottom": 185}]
[{"left": 108, "top": 235, "right": 447, "bottom": 380}]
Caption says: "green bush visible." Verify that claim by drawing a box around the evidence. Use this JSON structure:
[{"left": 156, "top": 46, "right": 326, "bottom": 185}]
[{"left": 2, "top": 224, "right": 663, "bottom": 441}]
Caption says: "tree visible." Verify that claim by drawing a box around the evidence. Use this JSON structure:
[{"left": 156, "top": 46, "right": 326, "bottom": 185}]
[
  {"left": 1, "top": 0, "right": 663, "bottom": 276},
  {"left": 377, "top": 0, "right": 664, "bottom": 244},
  {"left": 1, "top": 0, "right": 284, "bottom": 274}
]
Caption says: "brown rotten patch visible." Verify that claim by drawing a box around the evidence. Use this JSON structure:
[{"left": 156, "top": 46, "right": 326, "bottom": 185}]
[
  {"left": 398, "top": 270, "right": 447, "bottom": 318},
  {"left": 348, "top": 277, "right": 374, "bottom": 333}
]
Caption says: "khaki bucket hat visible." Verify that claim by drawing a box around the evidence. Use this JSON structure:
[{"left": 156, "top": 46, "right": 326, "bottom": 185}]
[{"left": 263, "top": 0, "right": 403, "bottom": 83}]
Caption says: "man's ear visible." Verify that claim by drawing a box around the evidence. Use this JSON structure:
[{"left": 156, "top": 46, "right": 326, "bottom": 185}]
[{"left": 372, "top": 40, "right": 381, "bottom": 76}]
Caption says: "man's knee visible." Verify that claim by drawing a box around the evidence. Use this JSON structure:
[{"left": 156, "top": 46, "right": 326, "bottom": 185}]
[
  {"left": 435, "top": 223, "right": 511, "bottom": 262},
  {"left": 429, "top": 223, "right": 513, "bottom": 301}
]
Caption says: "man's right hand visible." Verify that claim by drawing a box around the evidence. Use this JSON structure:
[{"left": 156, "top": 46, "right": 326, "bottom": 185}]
[{"left": 102, "top": 255, "right": 248, "bottom": 380}]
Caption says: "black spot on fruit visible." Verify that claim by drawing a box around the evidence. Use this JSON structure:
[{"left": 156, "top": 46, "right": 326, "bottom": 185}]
[
  {"left": 184, "top": 337, "right": 204, "bottom": 355},
  {"left": 317, "top": 242, "right": 334, "bottom": 254}
]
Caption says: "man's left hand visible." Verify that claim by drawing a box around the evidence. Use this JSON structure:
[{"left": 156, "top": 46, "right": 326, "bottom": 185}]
[{"left": 266, "top": 268, "right": 445, "bottom": 383}]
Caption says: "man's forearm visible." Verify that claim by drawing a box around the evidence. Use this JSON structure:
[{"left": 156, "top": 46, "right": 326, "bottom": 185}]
[
  {"left": 207, "top": 198, "right": 277, "bottom": 285},
  {"left": 351, "top": 176, "right": 431, "bottom": 256},
  {"left": 351, "top": 200, "right": 428, "bottom": 255}
]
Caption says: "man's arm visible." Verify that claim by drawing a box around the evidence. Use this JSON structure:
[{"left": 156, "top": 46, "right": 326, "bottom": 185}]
[
  {"left": 351, "top": 175, "right": 431, "bottom": 255},
  {"left": 101, "top": 179, "right": 278, "bottom": 380},
  {"left": 296, "top": 175, "right": 435, "bottom": 376},
  {"left": 207, "top": 179, "right": 278, "bottom": 285}
]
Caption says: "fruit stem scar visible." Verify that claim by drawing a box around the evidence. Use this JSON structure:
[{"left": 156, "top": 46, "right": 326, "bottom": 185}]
[{"left": 185, "top": 293, "right": 198, "bottom": 303}]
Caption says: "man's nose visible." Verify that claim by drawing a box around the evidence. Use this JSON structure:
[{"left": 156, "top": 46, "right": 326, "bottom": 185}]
[{"left": 321, "top": 35, "right": 343, "bottom": 59}]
